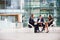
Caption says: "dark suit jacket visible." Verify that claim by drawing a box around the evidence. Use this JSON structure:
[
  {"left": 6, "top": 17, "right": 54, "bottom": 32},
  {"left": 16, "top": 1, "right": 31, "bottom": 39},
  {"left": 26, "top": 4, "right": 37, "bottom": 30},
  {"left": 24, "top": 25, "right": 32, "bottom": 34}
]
[
  {"left": 37, "top": 17, "right": 44, "bottom": 26},
  {"left": 29, "top": 17, "right": 35, "bottom": 26},
  {"left": 37, "top": 17, "right": 44, "bottom": 23}
]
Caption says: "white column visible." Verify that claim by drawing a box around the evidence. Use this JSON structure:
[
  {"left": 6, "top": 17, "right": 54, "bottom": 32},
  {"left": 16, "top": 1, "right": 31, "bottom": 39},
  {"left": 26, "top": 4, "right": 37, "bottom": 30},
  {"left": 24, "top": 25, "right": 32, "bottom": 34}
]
[
  {"left": 20, "top": 0, "right": 24, "bottom": 11},
  {"left": 54, "top": 1, "right": 56, "bottom": 7},
  {"left": 54, "top": 1, "right": 57, "bottom": 17},
  {"left": 54, "top": 9, "right": 57, "bottom": 17}
]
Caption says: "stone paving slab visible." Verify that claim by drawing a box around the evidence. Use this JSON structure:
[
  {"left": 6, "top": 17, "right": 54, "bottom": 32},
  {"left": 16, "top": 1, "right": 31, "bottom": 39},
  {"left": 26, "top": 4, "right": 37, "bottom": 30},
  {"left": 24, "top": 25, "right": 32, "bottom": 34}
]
[{"left": 0, "top": 27, "right": 60, "bottom": 40}]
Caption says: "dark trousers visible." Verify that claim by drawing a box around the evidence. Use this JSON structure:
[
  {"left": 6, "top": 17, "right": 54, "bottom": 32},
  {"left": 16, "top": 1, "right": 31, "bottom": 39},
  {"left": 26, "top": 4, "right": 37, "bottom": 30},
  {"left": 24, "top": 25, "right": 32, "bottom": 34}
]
[
  {"left": 34, "top": 24, "right": 40, "bottom": 33},
  {"left": 37, "top": 23, "right": 45, "bottom": 31},
  {"left": 28, "top": 24, "right": 39, "bottom": 33},
  {"left": 41, "top": 23, "right": 45, "bottom": 31}
]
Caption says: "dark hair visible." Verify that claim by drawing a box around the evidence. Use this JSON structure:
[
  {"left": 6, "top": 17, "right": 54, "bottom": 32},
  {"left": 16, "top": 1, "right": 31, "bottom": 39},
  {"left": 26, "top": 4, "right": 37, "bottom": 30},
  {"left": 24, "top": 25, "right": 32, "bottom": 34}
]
[
  {"left": 31, "top": 14, "right": 33, "bottom": 17},
  {"left": 48, "top": 15, "right": 53, "bottom": 19},
  {"left": 49, "top": 15, "right": 52, "bottom": 18},
  {"left": 30, "top": 14, "right": 34, "bottom": 18},
  {"left": 39, "top": 15, "right": 41, "bottom": 17}
]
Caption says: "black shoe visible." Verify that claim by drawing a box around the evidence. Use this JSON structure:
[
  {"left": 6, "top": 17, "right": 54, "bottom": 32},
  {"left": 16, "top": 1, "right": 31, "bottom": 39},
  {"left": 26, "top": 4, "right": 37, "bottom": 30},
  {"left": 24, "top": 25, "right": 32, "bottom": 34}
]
[
  {"left": 34, "top": 31, "right": 37, "bottom": 33},
  {"left": 34, "top": 30, "right": 40, "bottom": 33}
]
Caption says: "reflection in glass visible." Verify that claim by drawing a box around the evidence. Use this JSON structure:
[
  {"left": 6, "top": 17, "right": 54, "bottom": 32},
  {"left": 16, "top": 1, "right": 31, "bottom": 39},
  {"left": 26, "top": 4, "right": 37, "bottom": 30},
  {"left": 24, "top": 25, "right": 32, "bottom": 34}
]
[{"left": 0, "top": 0, "right": 20, "bottom": 9}]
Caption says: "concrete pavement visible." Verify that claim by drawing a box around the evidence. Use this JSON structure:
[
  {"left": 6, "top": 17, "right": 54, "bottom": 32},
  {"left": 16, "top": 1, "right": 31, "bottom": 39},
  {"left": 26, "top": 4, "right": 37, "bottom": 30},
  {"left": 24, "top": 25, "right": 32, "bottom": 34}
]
[{"left": 0, "top": 27, "right": 60, "bottom": 40}]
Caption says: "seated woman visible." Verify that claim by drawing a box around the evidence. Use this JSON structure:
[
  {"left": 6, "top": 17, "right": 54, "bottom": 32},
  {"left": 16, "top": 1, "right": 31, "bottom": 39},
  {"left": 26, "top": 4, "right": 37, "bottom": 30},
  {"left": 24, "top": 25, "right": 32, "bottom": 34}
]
[
  {"left": 45, "top": 15, "right": 54, "bottom": 33},
  {"left": 48, "top": 15, "right": 54, "bottom": 26},
  {"left": 28, "top": 14, "right": 40, "bottom": 33}
]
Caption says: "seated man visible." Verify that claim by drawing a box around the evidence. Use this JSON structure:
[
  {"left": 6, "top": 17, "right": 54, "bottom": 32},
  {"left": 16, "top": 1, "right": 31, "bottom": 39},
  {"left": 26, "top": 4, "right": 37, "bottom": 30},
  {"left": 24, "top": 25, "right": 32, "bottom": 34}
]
[
  {"left": 28, "top": 14, "right": 40, "bottom": 33},
  {"left": 37, "top": 15, "right": 45, "bottom": 32},
  {"left": 28, "top": 14, "right": 35, "bottom": 28}
]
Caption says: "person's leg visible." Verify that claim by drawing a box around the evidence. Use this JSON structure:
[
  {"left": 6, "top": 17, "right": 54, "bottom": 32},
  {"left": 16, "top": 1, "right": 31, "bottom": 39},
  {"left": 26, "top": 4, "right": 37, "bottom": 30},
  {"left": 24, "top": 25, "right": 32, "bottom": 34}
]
[
  {"left": 45, "top": 22, "right": 49, "bottom": 33},
  {"left": 34, "top": 25, "right": 40, "bottom": 33},
  {"left": 34, "top": 27, "right": 37, "bottom": 33},
  {"left": 45, "top": 21, "right": 53, "bottom": 33},
  {"left": 34, "top": 25, "right": 37, "bottom": 33},
  {"left": 37, "top": 23, "right": 41, "bottom": 32},
  {"left": 41, "top": 24, "right": 45, "bottom": 32},
  {"left": 36, "top": 26, "right": 40, "bottom": 32}
]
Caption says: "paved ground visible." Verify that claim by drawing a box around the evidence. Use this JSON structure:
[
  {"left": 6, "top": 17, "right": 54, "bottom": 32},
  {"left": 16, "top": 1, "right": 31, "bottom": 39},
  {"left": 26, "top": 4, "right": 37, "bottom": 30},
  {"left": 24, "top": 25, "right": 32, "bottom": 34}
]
[{"left": 0, "top": 27, "right": 60, "bottom": 40}]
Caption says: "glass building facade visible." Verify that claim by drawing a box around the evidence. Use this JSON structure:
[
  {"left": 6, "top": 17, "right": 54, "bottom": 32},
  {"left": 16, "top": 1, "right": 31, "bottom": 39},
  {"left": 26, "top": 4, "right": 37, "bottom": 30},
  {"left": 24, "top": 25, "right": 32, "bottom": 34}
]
[
  {"left": 24, "top": 0, "right": 60, "bottom": 27},
  {"left": 0, "top": 0, "right": 20, "bottom": 9},
  {"left": 0, "top": 0, "right": 60, "bottom": 27},
  {"left": 56, "top": 0, "right": 60, "bottom": 26}
]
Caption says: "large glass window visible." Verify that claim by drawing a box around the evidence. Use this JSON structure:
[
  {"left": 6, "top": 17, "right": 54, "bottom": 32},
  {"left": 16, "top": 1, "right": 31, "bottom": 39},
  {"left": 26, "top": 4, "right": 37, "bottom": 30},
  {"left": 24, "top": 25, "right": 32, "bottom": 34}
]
[
  {"left": 0, "top": 16, "right": 17, "bottom": 22},
  {"left": 0, "top": 0, "right": 20, "bottom": 9},
  {"left": 0, "top": 0, "right": 5, "bottom": 9},
  {"left": 6, "top": 0, "right": 11, "bottom": 7},
  {"left": 24, "top": 0, "right": 60, "bottom": 27}
]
